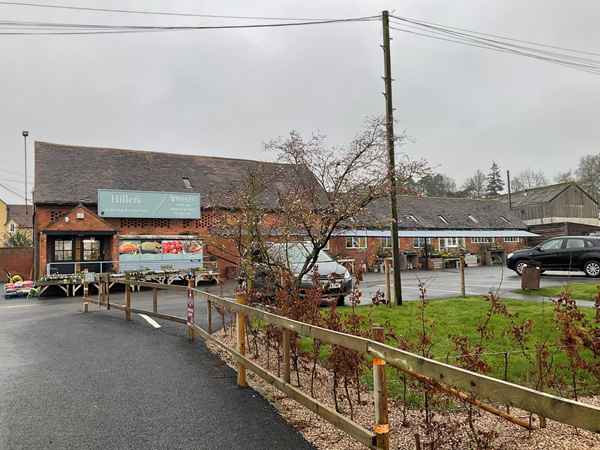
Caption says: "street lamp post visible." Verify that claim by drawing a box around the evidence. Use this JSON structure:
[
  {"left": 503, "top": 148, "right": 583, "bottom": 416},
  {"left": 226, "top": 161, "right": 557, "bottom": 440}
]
[{"left": 22, "top": 131, "right": 28, "bottom": 212}]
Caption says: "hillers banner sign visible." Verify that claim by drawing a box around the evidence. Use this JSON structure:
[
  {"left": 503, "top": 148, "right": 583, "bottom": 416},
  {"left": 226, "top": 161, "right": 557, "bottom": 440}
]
[{"left": 98, "top": 189, "right": 201, "bottom": 219}]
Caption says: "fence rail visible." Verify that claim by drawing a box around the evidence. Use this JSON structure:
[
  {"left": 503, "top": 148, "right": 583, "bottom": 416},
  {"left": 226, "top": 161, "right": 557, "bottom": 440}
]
[{"left": 80, "top": 276, "right": 600, "bottom": 450}]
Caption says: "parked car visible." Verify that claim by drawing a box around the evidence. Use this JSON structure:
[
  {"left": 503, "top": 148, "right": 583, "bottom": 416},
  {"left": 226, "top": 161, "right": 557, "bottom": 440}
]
[
  {"left": 506, "top": 236, "right": 600, "bottom": 277},
  {"left": 239, "top": 243, "right": 352, "bottom": 305}
]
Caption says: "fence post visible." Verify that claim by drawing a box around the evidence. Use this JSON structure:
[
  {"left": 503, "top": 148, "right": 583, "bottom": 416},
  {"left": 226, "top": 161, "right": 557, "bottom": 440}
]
[
  {"left": 236, "top": 293, "right": 247, "bottom": 387},
  {"left": 207, "top": 299, "right": 212, "bottom": 335},
  {"left": 535, "top": 344, "right": 547, "bottom": 428},
  {"left": 283, "top": 328, "right": 291, "bottom": 384},
  {"left": 83, "top": 281, "right": 88, "bottom": 313},
  {"left": 460, "top": 256, "right": 466, "bottom": 298},
  {"left": 188, "top": 279, "right": 195, "bottom": 341},
  {"left": 125, "top": 273, "right": 131, "bottom": 321},
  {"left": 153, "top": 288, "right": 158, "bottom": 314},
  {"left": 384, "top": 259, "right": 391, "bottom": 307},
  {"left": 372, "top": 323, "right": 390, "bottom": 450},
  {"left": 105, "top": 276, "right": 110, "bottom": 310}
]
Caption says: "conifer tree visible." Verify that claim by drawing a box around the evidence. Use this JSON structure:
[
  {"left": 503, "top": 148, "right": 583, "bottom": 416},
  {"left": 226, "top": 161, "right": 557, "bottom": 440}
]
[{"left": 485, "top": 161, "right": 504, "bottom": 197}]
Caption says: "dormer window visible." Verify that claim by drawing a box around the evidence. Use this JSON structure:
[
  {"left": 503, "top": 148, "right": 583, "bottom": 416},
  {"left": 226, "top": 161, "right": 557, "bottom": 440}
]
[
  {"left": 183, "top": 178, "right": 192, "bottom": 189},
  {"left": 468, "top": 215, "right": 479, "bottom": 223},
  {"left": 408, "top": 214, "right": 418, "bottom": 223},
  {"left": 438, "top": 215, "right": 449, "bottom": 224}
]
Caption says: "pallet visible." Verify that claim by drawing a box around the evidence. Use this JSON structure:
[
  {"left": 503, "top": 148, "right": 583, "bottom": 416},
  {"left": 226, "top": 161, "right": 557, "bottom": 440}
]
[{"left": 4, "top": 292, "right": 28, "bottom": 299}]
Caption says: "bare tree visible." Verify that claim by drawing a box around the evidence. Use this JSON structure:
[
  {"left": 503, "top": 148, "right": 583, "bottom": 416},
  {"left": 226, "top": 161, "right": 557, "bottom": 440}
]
[
  {"left": 207, "top": 115, "right": 429, "bottom": 290},
  {"left": 462, "top": 169, "right": 487, "bottom": 199},
  {"left": 575, "top": 154, "right": 600, "bottom": 200},
  {"left": 510, "top": 168, "right": 548, "bottom": 192}
]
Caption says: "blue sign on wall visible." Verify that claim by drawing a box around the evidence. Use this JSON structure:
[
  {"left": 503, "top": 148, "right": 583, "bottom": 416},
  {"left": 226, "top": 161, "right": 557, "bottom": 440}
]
[{"left": 98, "top": 190, "right": 200, "bottom": 219}]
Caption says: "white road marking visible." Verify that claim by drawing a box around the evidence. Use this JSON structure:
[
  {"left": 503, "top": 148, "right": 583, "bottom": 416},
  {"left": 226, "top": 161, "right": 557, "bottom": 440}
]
[
  {"left": 139, "top": 314, "right": 161, "bottom": 329},
  {"left": 0, "top": 304, "right": 38, "bottom": 309}
]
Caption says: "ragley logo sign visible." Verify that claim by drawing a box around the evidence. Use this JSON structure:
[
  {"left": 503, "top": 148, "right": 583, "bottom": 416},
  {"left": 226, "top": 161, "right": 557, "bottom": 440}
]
[{"left": 98, "top": 189, "right": 200, "bottom": 219}]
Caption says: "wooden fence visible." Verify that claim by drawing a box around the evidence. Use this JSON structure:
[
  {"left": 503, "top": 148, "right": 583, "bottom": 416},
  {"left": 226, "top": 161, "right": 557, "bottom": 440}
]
[{"left": 80, "top": 275, "right": 600, "bottom": 450}]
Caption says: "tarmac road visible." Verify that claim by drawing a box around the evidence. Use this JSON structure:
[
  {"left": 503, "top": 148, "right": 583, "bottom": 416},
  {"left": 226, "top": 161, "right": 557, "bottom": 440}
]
[
  {"left": 0, "top": 287, "right": 315, "bottom": 450},
  {"left": 355, "top": 265, "right": 598, "bottom": 306}
]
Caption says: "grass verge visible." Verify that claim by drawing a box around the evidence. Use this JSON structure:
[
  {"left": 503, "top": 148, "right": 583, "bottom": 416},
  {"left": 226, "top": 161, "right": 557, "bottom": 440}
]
[{"left": 514, "top": 282, "right": 600, "bottom": 302}]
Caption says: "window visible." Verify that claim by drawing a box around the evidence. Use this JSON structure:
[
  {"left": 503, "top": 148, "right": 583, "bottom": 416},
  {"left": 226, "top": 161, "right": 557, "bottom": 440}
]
[
  {"left": 565, "top": 239, "right": 585, "bottom": 249},
  {"left": 8, "top": 223, "right": 16, "bottom": 233},
  {"left": 441, "top": 237, "right": 460, "bottom": 248},
  {"left": 408, "top": 214, "right": 418, "bottom": 223},
  {"left": 471, "top": 237, "right": 494, "bottom": 244},
  {"left": 183, "top": 178, "right": 192, "bottom": 189},
  {"left": 413, "top": 237, "right": 426, "bottom": 248},
  {"left": 438, "top": 215, "right": 449, "bottom": 224},
  {"left": 468, "top": 215, "right": 479, "bottom": 223},
  {"left": 346, "top": 237, "right": 367, "bottom": 248},
  {"left": 500, "top": 216, "right": 511, "bottom": 223},
  {"left": 83, "top": 239, "right": 101, "bottom": 261},
  {"left": 380, "top": 236, "right": 392, "bottom": 248},
  {"left": 54, "top": 240, "right": 73, "bottom": 261},
  {"left": 504, "top": 237, "right": 519, "bottom": 243},
  {"left": 540, "top": 239, "right": 563, "bottom": 251}
]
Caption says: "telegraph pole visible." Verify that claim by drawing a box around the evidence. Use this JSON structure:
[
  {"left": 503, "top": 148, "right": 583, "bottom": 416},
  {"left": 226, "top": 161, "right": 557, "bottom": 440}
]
[{"left": 382, "top": 11, "right": 402, "bottom": 306}]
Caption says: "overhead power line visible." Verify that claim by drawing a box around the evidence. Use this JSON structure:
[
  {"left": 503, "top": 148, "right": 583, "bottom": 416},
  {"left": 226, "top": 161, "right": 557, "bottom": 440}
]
[
  {"left": 0, "top": 16, "right": 379, "bottom": 35},
  {"left": 389, "top": 15, "right": 600, "bottom": 76},
  {"left": 0, "top": 1, "right": 332, "bottom": 21}
]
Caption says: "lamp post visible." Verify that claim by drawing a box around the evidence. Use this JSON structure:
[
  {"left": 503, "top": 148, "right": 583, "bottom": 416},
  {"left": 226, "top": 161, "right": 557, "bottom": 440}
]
[{"left": 22, "top": 131, "right": 28, "bottom": 212}]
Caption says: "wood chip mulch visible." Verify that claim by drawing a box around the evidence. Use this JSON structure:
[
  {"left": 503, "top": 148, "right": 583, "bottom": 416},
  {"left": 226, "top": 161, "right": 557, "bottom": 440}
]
[{"left": 206, "top": 329, "right": 600, "bottom": 450}]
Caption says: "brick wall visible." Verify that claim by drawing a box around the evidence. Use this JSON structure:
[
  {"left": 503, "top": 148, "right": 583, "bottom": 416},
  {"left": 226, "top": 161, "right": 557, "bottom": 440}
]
[
  {"left": 0, "top": 247, "right": 33, "bottom": 281},
  {"left": 35, "top": 205, "right": 241, "bottom": 278},
  {"left": 328, "top": 235, "right": 527, "bottom": 270}
]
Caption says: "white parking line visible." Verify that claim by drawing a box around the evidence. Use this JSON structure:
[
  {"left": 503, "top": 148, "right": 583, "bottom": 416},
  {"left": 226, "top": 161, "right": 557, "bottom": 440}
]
[
  {"left": 0, "top": 304, "right": 38, "bottom": 309},
  {"left": 139, "top": 314, "right": 161, "bottom": 329}
]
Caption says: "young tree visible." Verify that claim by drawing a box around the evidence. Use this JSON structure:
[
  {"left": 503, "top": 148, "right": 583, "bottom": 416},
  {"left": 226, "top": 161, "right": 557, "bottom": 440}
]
[
  {"left": 485, "top": 161, "right": 504, "bottom": 197},
  {"left": 510, "top": 168, "right": 547, "bottom": 192},
  {"left": 207, "top": 115, "right": 429, "bottom": 290},
  {"left": 462, "top": 169, "right": 487, "bottom": 199}
]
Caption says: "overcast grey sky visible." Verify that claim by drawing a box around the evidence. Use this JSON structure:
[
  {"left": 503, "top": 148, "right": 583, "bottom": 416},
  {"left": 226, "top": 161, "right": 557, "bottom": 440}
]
[{"left": 1, "top": 0, "right": 598, "bottom": 204}]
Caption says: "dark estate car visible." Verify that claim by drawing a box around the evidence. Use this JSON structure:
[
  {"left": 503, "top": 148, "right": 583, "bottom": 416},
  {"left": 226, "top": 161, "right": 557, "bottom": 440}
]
[{"left": 506, "top": 236, "right": 600, "bottom": 277}]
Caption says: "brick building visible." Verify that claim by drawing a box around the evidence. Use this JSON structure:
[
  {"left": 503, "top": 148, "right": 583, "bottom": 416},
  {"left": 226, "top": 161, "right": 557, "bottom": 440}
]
[
  {"left": 33, "top": 142, "right": 302, "bottom": 278},
  {"left": 328, "top": 196, "right": 535, "bottom": 270}
]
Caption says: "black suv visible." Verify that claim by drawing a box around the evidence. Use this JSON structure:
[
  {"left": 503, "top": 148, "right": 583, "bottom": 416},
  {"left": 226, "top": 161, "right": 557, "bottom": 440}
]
[{"left": 507, "top": 236, "right": 600, "bottom": 277}]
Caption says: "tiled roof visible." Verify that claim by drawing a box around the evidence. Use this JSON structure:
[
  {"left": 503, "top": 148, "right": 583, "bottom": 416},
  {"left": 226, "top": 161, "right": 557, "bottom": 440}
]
[
  {"left": 497, "top": 182, "right": 597, "bottom": 208},
  {"left": 361, "top": 196, "right": 527, "bottom": 230},
  {"left": 6, "top": 205, "right": 33, "bottom": 228},
  {"left": 34, "top": 142, "right": 310, "bottom": 209}
]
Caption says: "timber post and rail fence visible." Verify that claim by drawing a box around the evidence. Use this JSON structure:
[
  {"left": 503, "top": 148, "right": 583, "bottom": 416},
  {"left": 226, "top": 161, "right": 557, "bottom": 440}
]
[{"left": 81, "top": 275, "right": 600, "bottom": 450}]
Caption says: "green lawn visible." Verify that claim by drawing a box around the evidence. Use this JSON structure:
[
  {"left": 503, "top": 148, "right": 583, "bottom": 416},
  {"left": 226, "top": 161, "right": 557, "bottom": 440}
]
[
  {"left": 514, "top": 282, "right": 600, "bottom": 302},
  {"left": 335, "top": 296, "right": 598, "bottom": 397}
]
